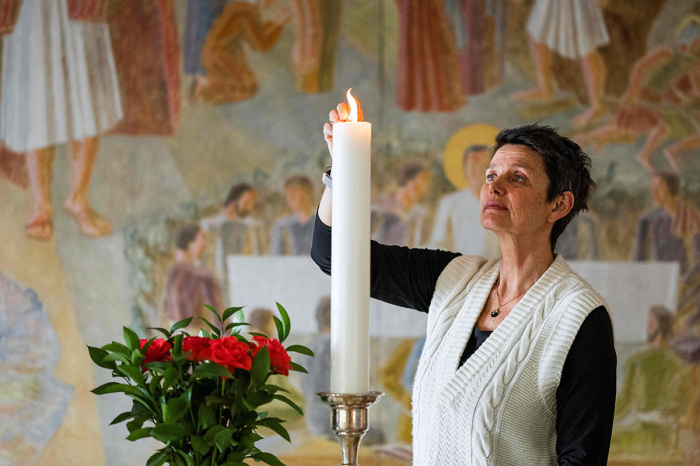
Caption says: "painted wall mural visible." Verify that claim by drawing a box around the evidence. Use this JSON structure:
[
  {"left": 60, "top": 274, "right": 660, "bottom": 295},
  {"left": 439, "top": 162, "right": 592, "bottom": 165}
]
[{"left": 1, "top": 0, "right": 700, "bottom": 464}]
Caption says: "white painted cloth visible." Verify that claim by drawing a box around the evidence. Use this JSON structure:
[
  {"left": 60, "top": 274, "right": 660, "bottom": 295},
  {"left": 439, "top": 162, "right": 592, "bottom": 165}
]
[
  {"left": 526, "top": 0, "right": 610, "bottom": 60},
  {"left": 0, "top": 0, "right": 122, "bottom": 152}
]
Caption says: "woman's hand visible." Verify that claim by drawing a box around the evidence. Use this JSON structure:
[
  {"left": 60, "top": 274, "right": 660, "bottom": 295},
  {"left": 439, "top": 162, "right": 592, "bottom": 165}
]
[{"left": 323, "top": 100, "right": 364, "bottom": 157}]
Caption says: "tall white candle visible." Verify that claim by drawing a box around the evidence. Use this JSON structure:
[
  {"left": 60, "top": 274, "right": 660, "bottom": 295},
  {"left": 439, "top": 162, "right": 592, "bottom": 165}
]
[{"left": 330, "top": 90, "right": 371, "bottom": 394}]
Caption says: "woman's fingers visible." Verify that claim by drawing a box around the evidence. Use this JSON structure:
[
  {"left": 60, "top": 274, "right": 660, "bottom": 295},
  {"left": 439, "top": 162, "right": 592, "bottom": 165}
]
[{"left": 323, "top": 122, "right": 334, "bottom": 156}]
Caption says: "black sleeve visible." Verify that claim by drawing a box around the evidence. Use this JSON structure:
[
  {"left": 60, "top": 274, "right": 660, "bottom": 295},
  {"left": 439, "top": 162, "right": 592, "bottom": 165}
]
[
  {"left": 311, "top": 211, "right": 461, "bottom": 313},
  {"left": 556, "top": 306, "right": 617, "bottom": 466}
]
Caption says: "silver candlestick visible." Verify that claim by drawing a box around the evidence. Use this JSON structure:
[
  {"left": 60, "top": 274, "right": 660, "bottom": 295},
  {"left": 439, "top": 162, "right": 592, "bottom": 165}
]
[{"left": 317, "top": 391, "right": 384, "bottom": 466}]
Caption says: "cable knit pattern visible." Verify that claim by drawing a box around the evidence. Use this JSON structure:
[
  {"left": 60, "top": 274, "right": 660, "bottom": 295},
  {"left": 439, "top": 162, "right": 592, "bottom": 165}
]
[{"left": 412, "top": 254, "right": 610, "bottom": 465}]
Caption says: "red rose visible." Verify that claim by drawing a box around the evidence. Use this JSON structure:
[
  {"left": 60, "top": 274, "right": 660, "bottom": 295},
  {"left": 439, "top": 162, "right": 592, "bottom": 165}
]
[
  {"left": 250, "top": 336, "right": 292, "bottom": 376},
  {"left": 182, "top": 336, "right": 211, "bottom": 361},
  {"left": 139, "top": 338, "right": 172, "bottom": 371},
  {"left": 204, "top": 337, "right": 252, "bottom": 373}
]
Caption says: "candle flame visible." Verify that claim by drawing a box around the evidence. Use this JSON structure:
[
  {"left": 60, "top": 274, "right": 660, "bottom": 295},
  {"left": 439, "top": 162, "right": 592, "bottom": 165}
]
[{"left": 347, "top": 88, "right": 358, "bottom": 122}]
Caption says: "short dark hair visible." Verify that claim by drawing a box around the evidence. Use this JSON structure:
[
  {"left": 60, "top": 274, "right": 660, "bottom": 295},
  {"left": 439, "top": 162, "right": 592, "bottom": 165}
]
[
  {"left": 462, "top": 144, "right": 490, "bottom": 168},
  {"left": 493, "top": 124, "right": 596, "bottom": 251},
  {"left": 651, "top": 172, "right": 680, "bottom": 196},
  {"left": 397, "top": 162, "right": 428, "bottom": 187},
  {"left": 175, "top": 224, "right": 201, "bottom": 251},
  {"left": 650, "top": 305, "right": 673, "bottom": 340},
  {"left": 224, "top": 183, "right": 254, "bottom": 208},
  {"left": 284, "top": 174, "right": 314, "bottom": 193}
]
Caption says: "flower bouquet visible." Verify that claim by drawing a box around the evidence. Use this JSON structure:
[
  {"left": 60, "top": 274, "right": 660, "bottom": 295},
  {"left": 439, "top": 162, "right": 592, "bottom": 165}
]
[{"left": 88, "top": 304, "right": 313, "bottom": 466}]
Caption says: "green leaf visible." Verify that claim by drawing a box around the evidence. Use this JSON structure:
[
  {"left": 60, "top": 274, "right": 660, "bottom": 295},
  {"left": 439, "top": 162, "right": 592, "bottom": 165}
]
[
  {"left": 162, "top": 366, "right": 179, "bottom": 391},
  {"left": 151, "top": 423, "right": 186, "bottom": 443},
  {"left": 273, "top": 316, "right": 285, "bottom": 343},
  {"left": 177, "top": 451, "right": 195, "bottom": 466},
  {"left": 248, "top": 332, "right": 268, "bottom": 338},
  {"left": 103, "top": 342, "right": 130, "bottom": 356},
  {"left": 222, "top": 306, "right": 243, "bottom": 323},
  {"left": 190, "top": 435, "right": 209, "bottom": 454},
  {"left": 169, "top": 317, "right": 193, "bottom": 334},
  {"left": 276, "top": 302, "right": 291, "bottom": 342},
  {"left": 127, "top": 417, "right": 145, "bottom": 432},
  {"left": 251, "top": 346, "right": 270, "bottom": 386},
  {"left": 146, "top": 450, "right": 168, "bottom": 466},
  {"left": 126, "top": 427, "right": 151, "bottom": 441},
  {"left": 164, "top": 397, "right": 188, "bottom": 424},
  {"left": 198, "top": 403, "right": 217, "bottom": 431},
  {"left": 200, "top": 329, "right": 212, "bottom": 338},
  {"left": 123, "top": 326, "right": 141, "bottom": 352},
  {"left": 131, "top": 348, "right": 145, "bottom": 367},
  {"left": 257, "top": 418, "right": 290, "bottom": 442},
  {"left": 88, "top": 346, "right": 115, "bottom": 369},
  {"left": 117, "top": 364, "right": 145, "bottom": 387},
  {"left": 148, "top": 327, "right": 171, "bottom": 338},
  {"left": 284, "top": 345, "right": 314, "bottom": 357},
  {"left": 273, "top": 394, "right": 303, "bottom": 416},
  {"left": 215, "top": 428, "right": 233, "bottom": 453},
  {"left": 204, "top": 304, "right": 222, "bottom": 323},
  {"left": 252, "top": 451, "right": 285, "bottom": 466},
  {"left": 200, "top": 316, "right": 221, "bottom": 337},
  {"left": 173, "top": 455, "right": 186, "bottom": 466},
  {"left": 144, "top": 361, "right": 170, "bottom": 374},
  {"left": 92, "top": 381, "right": 126, "bottom": 395},
  {"left": 288, "top": 361, "right": 308, "bottom": 374},
  {"left": 225, "top": 322, "right": 250, "bottom": 332},
  {"left": 203, "top": 425, "right": 225, "bottom": 443},
  {"left": 109, "top": 411, "right": 134, "bottom": 426},
  {"left": 192, "top": 362, "right": 232, "bottom": 379},
  {"left": 101, "top": 352, "right": 131, "bottom": 365}
]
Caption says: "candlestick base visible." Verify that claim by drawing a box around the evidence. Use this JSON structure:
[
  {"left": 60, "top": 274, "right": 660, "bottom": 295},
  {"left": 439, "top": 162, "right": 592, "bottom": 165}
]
[{"left": 317, "top": 391, "right": 384, "bottom": 466}]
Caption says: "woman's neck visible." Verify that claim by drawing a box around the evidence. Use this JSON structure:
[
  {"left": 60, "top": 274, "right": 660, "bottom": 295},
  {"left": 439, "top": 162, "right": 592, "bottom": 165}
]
[{"left": 496, "top": 233, "right": 554, "bottom": 296}]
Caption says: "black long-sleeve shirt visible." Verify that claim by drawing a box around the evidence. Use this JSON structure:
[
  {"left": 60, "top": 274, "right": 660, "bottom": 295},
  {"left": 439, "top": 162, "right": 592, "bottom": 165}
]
[{"left": 311, "top": 213, "right": 616, "bottom": 465}]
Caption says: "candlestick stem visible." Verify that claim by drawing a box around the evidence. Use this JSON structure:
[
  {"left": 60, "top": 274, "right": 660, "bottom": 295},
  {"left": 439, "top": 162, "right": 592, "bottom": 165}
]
[{"left": 317, "top": 392, "right": 384, "bottom": 466}]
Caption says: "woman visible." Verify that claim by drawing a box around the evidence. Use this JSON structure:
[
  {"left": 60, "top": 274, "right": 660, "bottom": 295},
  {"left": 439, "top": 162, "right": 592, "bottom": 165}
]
[{"left": 311, "top": 103, "right": 616, "bottom": 464}]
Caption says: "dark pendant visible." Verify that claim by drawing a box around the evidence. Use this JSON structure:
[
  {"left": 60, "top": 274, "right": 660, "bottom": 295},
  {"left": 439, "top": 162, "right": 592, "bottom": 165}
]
[{"left": 490, "top": 310, "right": 499, "bottom": 318}]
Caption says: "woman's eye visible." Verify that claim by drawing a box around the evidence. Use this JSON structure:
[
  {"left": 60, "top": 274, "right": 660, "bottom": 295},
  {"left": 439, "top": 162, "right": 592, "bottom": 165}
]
[
  {"left": 486, "top": 173, "right": 495, "bottom": 181},
  {"left": 514, "top": 174, "right": 524, "bottom": 182}
]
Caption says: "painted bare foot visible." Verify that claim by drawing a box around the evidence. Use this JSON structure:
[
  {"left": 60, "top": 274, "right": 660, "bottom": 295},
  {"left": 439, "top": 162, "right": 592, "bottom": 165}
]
[
  {"left": 24, "top": 210, "right": 53, "bottom": 241},
  {"left": 573, "top": 106, "right": 607, "bottom": 129},
  {"left": 189, "top": 75, "right": 210, "bottom": 104},
  {"left": 64, "top": 202, "right": 113, "bottom": 238},
  {"left": 663, "top": 147, "right": 682, "bottom": 174},
  {"left": 512, "top": 87, "right": 556, "bottom": 103}
]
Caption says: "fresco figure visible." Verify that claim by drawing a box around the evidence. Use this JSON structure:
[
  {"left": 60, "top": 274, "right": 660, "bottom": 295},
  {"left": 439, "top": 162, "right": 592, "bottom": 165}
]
[
  {"left": 379, "top": 337, "right": 425, "bottom": 447},
  {"left": 0, "top": 0, "right": 122, "bottom": 240},
  {"left": 0, "top": 272, "right": 73, "bottom": 464},
  {"left": 246, "top": 307, "right": 305, "bottom": 425},
  {"left": 270, "top": 175, "right": 316, "bottom": 255},
  {"left": 576, "top": 15, "right": 700, "bottom": 173},
  {"left": 394, "top": 0, "right": 465, "bottom": 112},
  {"left": 513, "top": 0, "right": 609, "bottom": 128},
  {"left": 372, "top": 162, "right": 431, "bottom": 247},
  {"left": 197, "top": 0, "right": 291, "bottom": 104},
  {"left": 445, "top": 0, "right": 505, "bottom": 96},
  {"left": 201, "top": 182, "right": 265, "bottom": 302},
  {"left": 162, "top": 224, "right": 223, "bottom": 329},
  {"left": 430, "top": 144, "right": 498, "bottom": 257},
  {"left": 556, "top": 211, "right": 600, "bottom": 260},
  {"left": 291, "top": 0, "right": 342, "bottom": 93},
  {"left": 610, "top": 305, "right": 690, "bottom": 460},
  {"left": 634, "top": 173, "right": 700, "bottom": 274},
  {"left": 299, "top": 296, "right": 333, "bottom": 439},
  {"left": 183, "top": 0, "right": 227, "bottom": 102}
]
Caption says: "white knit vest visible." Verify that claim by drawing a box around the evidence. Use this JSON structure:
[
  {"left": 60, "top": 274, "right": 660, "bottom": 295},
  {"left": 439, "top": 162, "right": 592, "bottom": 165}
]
[{"left": 412, "top": 254, "right": 610, "bottom": 465}]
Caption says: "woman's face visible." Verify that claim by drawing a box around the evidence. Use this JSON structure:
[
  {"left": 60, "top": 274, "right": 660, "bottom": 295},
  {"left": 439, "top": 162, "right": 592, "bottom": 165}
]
[{"left": 480, "top": 144, "right": 558, "bottom": 238}]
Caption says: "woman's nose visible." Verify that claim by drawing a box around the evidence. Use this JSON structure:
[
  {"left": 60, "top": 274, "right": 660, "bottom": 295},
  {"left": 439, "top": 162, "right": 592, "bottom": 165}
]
[{"left": 489, "top": 177, "right": 504, "bottom": 195}]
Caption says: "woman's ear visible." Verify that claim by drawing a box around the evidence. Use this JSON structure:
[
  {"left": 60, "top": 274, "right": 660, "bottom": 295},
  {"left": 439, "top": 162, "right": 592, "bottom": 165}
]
[{"left": 549, "top": 191, "right": 575, "bottom": 223}]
